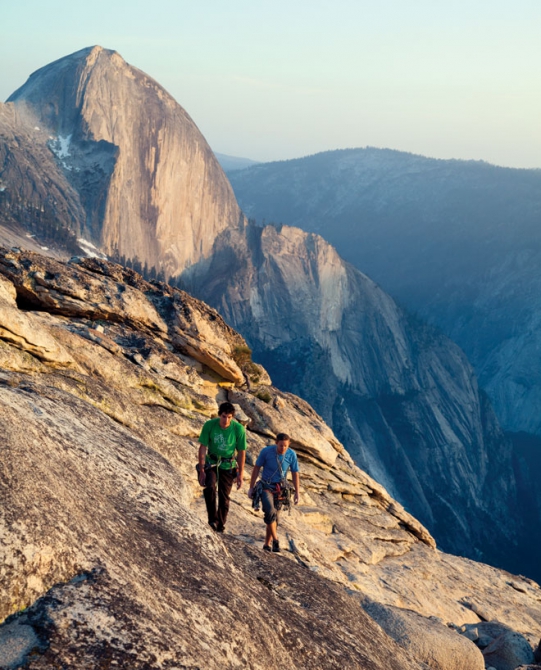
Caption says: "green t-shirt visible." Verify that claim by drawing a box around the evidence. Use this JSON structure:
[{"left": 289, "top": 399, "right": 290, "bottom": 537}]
[{"left": 199, "top": 418, "right": 247, "bottom": 469}]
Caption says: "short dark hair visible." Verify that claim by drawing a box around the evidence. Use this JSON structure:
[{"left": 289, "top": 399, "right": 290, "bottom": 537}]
[
  {"left": 276, "top": 433, "right": 290, "bottom": 442},
  {"left": 218, "top": 402, "right": 236, "bottom": 416}
]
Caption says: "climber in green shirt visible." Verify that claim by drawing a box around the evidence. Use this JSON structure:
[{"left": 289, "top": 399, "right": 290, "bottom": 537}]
[{"left": 198, "top": 402, "right": 246, "bottom": 532}]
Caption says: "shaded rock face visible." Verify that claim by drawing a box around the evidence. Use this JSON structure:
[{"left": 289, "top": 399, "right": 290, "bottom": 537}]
[
  {"left": 227, "top": 148, "right": 541, "bottom": 440},
  {"left": 1, "top": 248, "right": 540, "bottom": 669},
  {"left": 0, "top": 103, "right": 82, "bottom": 256},
  {"left": 482, "top": 630, "right": 535, "bottom": 670},
  {"left": 458, "top": 621, "right": 539, "bottom": 669},
  {"left": 185, "top": 221, "right": 521, "bottom": 568},
  {"left": 508, "top": 432, "right": 541, "bottom": 583},
  {"left": 5, "top": 46, "right": 242, "bottom": 277},
  {"left": 361, "top": 600, "right": 485, "bottom": 670}
]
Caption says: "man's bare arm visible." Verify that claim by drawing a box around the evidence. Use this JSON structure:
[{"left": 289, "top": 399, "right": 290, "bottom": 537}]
[
  {"left": 292, "top": 471, "right": 300, "bottom": 504},
  {"left": 198, "top": 443, "right": 207, "bottom": 486},
  {"left": 236, "top": 450, "right": 246, "bottom": 489}
]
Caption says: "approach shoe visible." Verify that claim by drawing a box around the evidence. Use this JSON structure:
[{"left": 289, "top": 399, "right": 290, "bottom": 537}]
[
  {"left": 263, "top": 544, "right": 272, "bottom": 552},
  {"left": 272, "top": 540, "right": 281, "bottom": 553}
]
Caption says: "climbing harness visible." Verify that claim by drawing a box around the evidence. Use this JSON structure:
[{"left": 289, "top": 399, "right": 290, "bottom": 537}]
[
  {"left": 207, "top": 453, "right": 237, "bottom": 469},
  {"left": 196, "top": 453, "right": 237, "bottom": 488}
]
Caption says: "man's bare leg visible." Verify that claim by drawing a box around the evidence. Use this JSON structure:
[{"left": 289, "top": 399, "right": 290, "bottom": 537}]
[{"left": 265, "top": 521, "right": 278, "bottom": 546}]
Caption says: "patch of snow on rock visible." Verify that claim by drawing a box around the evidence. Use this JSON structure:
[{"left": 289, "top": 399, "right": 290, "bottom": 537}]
[
  {"left": 49, "top": 135, "right": 73, "bottom": 170},
  {"left": 77, "top": 238, "right": 107, "bottom": 260}
]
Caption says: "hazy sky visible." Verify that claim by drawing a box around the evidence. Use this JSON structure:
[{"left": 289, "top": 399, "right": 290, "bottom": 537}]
[{"left": 1, "top": 0, "right": 540, "bottom": 168}]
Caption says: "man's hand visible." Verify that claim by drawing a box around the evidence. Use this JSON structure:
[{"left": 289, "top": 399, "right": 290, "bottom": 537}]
[
  {"left": 294, "top": 491, "right": 299, "bottom": 505},
  {"left": 236, "top": 471, "right": 243, "bottom": 490},
  {"left": 197, "top": 443, "right": 207, "bottom": 487},
  {"left": 248, "top": 465, "right": 261, "bottom": 499}
]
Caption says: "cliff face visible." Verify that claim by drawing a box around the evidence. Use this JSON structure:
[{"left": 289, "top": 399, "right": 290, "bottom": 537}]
[
  {"left": 227, "top": 148, "right": 541, "bottom": 436},
  {"left": 0, "top": 248, "right": 539, "bottom": 669},
  {"left": 184, "top": 222, "right": 520, "bottom": 567},
  {"left": 5, "top": 46, "right": 242, "bottom": 276}
]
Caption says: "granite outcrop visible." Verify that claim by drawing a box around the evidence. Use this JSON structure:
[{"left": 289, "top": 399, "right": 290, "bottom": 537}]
[{"left": 1, "top": 249, "right": 540, "bottom": 669}]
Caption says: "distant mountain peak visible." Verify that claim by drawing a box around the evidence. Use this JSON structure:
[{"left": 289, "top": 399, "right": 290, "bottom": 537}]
[{"left": 4, "top": 46, "right": 242, "bottom": 277}]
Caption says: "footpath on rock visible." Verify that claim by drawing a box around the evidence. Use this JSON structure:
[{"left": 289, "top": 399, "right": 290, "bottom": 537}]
[{"left": 0, "top": 248, "right": 540, "bottom": 670}]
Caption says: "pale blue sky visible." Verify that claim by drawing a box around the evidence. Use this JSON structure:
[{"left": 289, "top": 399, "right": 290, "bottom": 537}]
[{"left": 1, "top": 0, "right": 540, "bottom": 168}]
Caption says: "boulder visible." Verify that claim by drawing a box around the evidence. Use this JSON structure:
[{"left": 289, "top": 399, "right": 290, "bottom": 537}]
[
  {"left": 0, "top": 249, "right": 255, "bottom": 385},
  {"left": 482, "top": 630, "right": 535, "bottom": 670},
  {"left": 0, "top": 618, "right": 41, "bottom": 670},
  {"left": 362, "top": 600, "right": 485, "bottom": 670},
  {"left": 232, "top": 403, "right": 251, "bottom": 426},
  {"left": 171, "top": 330, "right": 244, "bottom": 384},
  {"left": 459, "top": 620, "right": 539, "bottom": 669},
  {"left": 459, "top": 621, "right": 515, "bottom": 646},
  {"left": 0, "top": 249, "right": 168, "bottom": 335}
]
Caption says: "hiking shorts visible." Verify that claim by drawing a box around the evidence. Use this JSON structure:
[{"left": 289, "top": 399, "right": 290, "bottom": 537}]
[{"left": 261, "top": 487, "right": 279, "bottom": 525}]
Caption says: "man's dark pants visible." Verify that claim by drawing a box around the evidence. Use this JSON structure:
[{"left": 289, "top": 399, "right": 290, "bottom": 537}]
[{"left": 203, "top": 466, "right": 236, "bottom": 530}]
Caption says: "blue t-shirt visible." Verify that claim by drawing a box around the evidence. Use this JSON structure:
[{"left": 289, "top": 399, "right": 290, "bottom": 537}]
[{"left": 256, "top": 445, "right": 299, "bottom": 483}]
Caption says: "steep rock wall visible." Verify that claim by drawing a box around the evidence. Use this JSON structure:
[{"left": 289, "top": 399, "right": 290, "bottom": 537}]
[
  {"left": 6, "top": 46, "right": 242, "bottom": 276},
  {"left": 0, "top": 103, "right": 82, "bottom": 254}
]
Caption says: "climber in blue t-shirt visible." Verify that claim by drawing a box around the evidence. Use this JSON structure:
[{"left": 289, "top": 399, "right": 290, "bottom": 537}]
[{"left": 248, "top": 433, "right": 300, "bottom": 553}]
